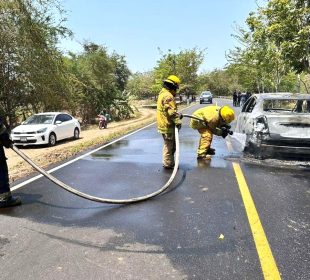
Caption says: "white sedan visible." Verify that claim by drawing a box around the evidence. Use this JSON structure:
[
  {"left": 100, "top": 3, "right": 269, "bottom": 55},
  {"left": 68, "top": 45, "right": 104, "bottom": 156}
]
[{"left": 11, "top": 112, "right": 81, "bottom": 146}]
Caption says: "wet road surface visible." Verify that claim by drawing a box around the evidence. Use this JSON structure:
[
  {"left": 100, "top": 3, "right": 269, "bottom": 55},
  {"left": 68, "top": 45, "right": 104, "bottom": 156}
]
[{"left": 1, "top": 99, "right": 309, "bottom": 280}]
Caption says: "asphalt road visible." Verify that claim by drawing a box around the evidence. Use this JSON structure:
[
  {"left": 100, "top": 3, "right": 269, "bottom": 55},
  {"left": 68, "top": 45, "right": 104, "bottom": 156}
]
[{"left": 1, "top": 99, "right": 309, "bottom": 280}]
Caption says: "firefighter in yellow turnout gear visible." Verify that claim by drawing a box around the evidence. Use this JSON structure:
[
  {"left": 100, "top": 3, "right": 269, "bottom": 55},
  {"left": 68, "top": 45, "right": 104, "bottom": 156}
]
[
  {"left": 157, "top": 75, "right": 182, "bottom": 169},
  {"left": 190, "top": 105, "right": 235, "bottom": 160}
]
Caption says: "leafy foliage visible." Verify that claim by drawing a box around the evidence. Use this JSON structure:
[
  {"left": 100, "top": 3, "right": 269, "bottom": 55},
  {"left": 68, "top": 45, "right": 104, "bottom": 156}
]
[
  {"left": 0, "top": 0, "right": 71, "bottom": 125},
  {"left": 0, "top": 1, "right": 133, "bottom": 126},
  {"left": 263, "top": 0, "right": 310, "bottom": 74},
  {"left": 152, "top": 48, "right": 205, "bottom": 98},
  {"left": 2, "top": 0, "right": 309, "bottom": 128},
  {"left": 224, "top": 0, "right": 310, "bottom": 94},
  {"left": 126, "top": 71, "right": 156, "bottom": 99},
  {"left": 126, "top": 48, "right": 205, "bottom": 100},
  {"left": 65, "top": 43, "right": 133, "bottom": 123}
]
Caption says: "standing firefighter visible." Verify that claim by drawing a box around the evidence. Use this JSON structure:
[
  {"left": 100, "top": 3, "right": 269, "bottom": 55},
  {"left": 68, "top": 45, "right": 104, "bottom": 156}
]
[
  {"left": 157, "top": 75, "right": 182, "bottom": 169},
  {"left": 190, "top": 105, "right": 235, "bottom": 160},
  {"left": 0, "top": 117, "right": 21, "bottom": 208}
]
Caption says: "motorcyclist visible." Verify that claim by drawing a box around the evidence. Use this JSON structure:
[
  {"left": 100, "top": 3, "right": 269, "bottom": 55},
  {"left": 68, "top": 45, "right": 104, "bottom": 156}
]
[
  {"left": 189, "top": 105, "right": 235, "bottom": 160},
  {"left": 0, "top": 116, "right": 21, "bottom": 208},
  {"left": 98, "top": 111, "right": 107, "bottom": 129},
  {"left": 157, "top": 75, "right": 182, "bottom": 169}
]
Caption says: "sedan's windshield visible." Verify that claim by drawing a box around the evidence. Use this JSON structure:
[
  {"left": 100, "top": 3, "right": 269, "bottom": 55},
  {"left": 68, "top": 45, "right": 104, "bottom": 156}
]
[
  {"left": 24, "top": 114, "right": 55, "bottom": 124},
  {"left": 263, "top": 99, "right": 310, "bottom": 113},
  {"left": 202, "top": 92, "right": 211, "bottom": 96}
]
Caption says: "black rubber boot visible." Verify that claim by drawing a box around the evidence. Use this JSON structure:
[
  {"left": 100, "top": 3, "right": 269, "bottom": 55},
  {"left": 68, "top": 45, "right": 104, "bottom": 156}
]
[
  {"left": 197, "top": 154, "right": 212, "bottom": 160},
  {"left": 163, "top": 164, "right": 174, "bottom": 170},
  {"left": 0, "top": 196, "right": 22, "bottom": 208}
]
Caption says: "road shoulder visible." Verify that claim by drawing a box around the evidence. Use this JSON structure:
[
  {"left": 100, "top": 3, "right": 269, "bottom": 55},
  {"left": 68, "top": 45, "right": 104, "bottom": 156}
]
[{"left": 7, "top": 108, "right": 156, "bottom": 182}]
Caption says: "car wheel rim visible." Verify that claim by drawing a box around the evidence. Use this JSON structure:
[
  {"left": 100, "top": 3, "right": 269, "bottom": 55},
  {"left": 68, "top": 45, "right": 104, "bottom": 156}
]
[
  {"left": 50, "top": 135, "right": 56, "bottom": 145},
  {"left": 74, "top": 129, "right": 79, "bottom": 138}
]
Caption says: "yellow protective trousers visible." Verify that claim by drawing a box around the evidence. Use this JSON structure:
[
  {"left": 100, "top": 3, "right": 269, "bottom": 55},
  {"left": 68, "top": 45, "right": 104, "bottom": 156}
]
[
  {"left": 197, "top": 128, "right": 213, "bottom": 158},
  {"left": 162, "top": 133, "right": 175, "bottom": 167}
]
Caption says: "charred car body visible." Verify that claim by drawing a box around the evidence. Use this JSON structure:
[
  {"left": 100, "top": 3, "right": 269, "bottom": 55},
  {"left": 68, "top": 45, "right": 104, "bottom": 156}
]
[{"left": 235, "top": 93, "right": 310, "bottom": 158}]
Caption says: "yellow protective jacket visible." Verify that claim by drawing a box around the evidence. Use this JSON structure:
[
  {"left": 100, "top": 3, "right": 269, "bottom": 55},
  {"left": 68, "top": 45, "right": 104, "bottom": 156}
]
[
  {"left": 157, "top": 88, "right": 181, "bottom": 134},
  {"left": 189, "top": 106, "right": 225, "bottom": 136}
]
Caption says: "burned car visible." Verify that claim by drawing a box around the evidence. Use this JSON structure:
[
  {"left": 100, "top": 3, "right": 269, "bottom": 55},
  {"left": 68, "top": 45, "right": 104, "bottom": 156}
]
[{"left": 235, "top": 93, "right": 310, "bottom": 158}]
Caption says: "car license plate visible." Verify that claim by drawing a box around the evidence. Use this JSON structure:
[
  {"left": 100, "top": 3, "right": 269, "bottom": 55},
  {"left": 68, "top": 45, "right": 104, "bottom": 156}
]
[{"left": 20, "top": 137, "right": 27, "bottom": 142}]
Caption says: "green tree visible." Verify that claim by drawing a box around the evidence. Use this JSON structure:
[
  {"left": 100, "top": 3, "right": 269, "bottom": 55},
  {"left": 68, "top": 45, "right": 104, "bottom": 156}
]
[
  {"left": 65, "top": 43, "right": 133, "bottom": 123},
  {"left": 263, "top": 0, "right": 310, "bottom": 74},
  {"left": 153, "top": 48, "right": 205, "bottom": 98},
  {"left": 126, "top": 71, "right": 156, "bottom": 100},
  {"left": 226, "top": 0, "right": 310, "bottom": 93},
  {"left": 0, "top": 0, "right": 71, "bottom": 125},
  {"left": 111, "top": 53, "right": 131, "bottom": 92},
  {"left": 198, "top": 68, "right": 242, "bottom": 97}
]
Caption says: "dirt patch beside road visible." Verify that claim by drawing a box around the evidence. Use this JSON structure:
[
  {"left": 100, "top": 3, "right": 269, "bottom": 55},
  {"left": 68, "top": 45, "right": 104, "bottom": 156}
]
[{"left": 6, "top": 108, "right": 156, "bottom": 182}]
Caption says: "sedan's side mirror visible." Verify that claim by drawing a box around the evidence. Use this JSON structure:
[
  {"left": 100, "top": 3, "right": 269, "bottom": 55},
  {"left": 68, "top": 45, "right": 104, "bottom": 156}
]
[{"left": 55, "top": 120, "right": 62, "bottom": 125}]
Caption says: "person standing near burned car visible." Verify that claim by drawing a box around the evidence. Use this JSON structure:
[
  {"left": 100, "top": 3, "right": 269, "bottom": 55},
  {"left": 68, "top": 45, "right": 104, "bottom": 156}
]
[
  {"left": 0, "top": 116, "right": 21, "bottom": 208},
  {"left": 157, "top": 75, "right": 182, "bottom": 169}
]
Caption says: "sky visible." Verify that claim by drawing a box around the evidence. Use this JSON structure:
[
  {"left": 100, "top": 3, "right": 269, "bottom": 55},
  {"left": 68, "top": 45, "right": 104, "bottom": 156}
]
[{"left": 59, "top": 0, "right": 261, "bottom": 73}]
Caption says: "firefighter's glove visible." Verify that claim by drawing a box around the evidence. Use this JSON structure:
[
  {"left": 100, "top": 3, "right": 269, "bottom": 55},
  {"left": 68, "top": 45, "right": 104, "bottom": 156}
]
[
  {"left": 221, "top": 127, "right": 229, "bottom": 139},
  {"left": 176, "top": 123, "right": 182, "bottom": 131},
  {"left": 225, "top": 124, "right": 233, "bottom": 135},
  {"left": 221, "top": 126, "right": 233, "bottom": 138},
  {"left": 0, "top": 133, "right": 13, "bottom": 148},
  {"left": 178, "top": 113, "right": 183, "bottom": 119}
]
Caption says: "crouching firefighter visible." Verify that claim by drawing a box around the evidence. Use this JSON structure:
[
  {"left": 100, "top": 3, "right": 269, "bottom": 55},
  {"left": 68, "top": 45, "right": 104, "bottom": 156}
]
[
  {"left": 157, "top": 75, "right": 182, "bottom": 169},
  {"left": 0, "top": 117, "right": 21, "bottom": 208},
  {"left": 189, "top": 105, "right": 235, "bottom": 160}
]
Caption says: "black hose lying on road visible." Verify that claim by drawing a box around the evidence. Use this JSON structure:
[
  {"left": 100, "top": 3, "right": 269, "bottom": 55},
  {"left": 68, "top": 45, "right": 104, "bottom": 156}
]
[{"left": 10, "top": 128, "right": 180, "bottom": 204}]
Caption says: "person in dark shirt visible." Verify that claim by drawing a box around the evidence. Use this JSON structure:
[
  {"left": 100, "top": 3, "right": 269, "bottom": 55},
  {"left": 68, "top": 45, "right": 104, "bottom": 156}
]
[
  {"left": 0, "top": 116, "right": 21, "bottom": 208},
  {"left": 233, "top": 91, "right": 238, "bottom": 107},
  {"left": 237, "top": 91, "right": 241, "bottom": 106}
]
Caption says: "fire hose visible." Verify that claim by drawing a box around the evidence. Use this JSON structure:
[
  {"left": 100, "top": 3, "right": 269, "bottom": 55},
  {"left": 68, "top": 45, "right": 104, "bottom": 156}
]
[
  {"left": 182, "top": 114, "right": 205, "bottom": 123},
  {"left": 182, "top": 114, "right": 233, "bottom": 136},
  {"left": 10, "top": 114, "right": 232, "bottom": 204},
  {"left": 10, "top": 127, "right": 180, "bottom": 204}
]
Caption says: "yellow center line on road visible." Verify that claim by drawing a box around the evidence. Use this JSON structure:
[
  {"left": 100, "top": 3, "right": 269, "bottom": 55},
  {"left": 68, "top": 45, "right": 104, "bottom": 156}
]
[{"left": 226, "top": 139, "right": 281, "bottom": 280}]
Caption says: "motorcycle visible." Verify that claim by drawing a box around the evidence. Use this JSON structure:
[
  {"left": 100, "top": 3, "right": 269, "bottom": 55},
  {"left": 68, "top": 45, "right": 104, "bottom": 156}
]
[{"left": 98, "top": 114, "right": 107, "bottom": 129}]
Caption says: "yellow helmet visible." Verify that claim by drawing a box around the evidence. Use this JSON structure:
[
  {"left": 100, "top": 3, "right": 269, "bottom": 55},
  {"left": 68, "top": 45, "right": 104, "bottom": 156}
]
[
  {"left": 220, "top": 106, "right": 235, "bottom": 123},
  {"left": 164, "top": 75, "right": 181, "bottom": 88}
]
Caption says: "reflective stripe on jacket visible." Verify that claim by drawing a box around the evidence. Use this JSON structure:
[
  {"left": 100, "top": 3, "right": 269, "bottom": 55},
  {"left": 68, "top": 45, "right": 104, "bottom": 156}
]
[
  {"left": 189, "top": 106, "right": 224, "bottom": 136},
  {"left": 157, "top": 88, "right": 181, "bottom": 134}
]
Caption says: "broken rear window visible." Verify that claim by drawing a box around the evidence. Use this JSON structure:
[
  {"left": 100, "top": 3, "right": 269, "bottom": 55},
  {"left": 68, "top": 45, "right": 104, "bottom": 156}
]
[{"left": 263, "top": 99, "right": 310, "bottom": 113}]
